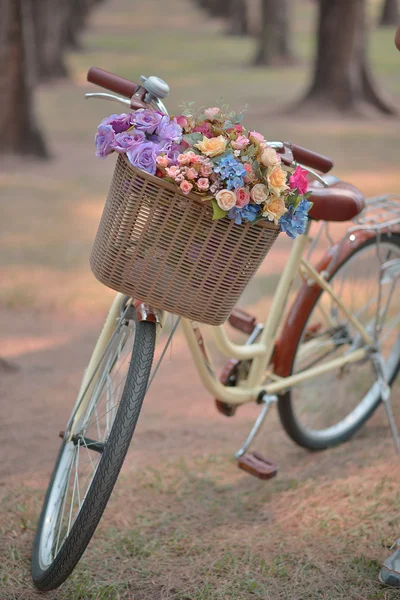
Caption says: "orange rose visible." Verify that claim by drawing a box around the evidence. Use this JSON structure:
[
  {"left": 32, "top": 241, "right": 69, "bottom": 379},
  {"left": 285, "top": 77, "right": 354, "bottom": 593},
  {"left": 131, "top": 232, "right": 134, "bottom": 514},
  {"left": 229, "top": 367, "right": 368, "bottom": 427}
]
[
  {"left": 262, "top": 195, "right": 288, "bottom": 224},
  {"left": 195, "top": 135, "right": 227, "bottom": 157},
  {"left": 266, "top": 164, "right": 289, "bottom": 196}
]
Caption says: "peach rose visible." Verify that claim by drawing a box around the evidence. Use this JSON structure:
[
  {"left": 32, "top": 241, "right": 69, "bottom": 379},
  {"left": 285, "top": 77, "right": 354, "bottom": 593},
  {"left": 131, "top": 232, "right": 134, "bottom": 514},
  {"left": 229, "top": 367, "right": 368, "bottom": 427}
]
[
  {"left": 215, "top": 189, "right": 236, "bottom": 211},
  {"left": 204, "top": 107, "right": 220, "bottom": 121},
  {"left": 178, "top": 153, "right": 191, "bottom": 165},
  {"left": 195, "top": 135, "right": 227, "bottom": 157},
  {"left": 186, "top": 167, "right": 198, "bottom": 180},
  {"left": 262, "top": 195, "right": 288, "bottom": 224},
  {"left": 156, "top": 155, "right": 170, "bottom": 168},
  {"left": 260, "top": 146, "right": 280, "bottom": 168},
  {"left": 249, "top": 131, "right": 265, "bottom": 146},
  {"left": 267, "top": 164, "right": 289, "bottom": 196},
  {"left": 250, "top": 183, "right": 268, "bottom": 204},
  {"left": 180, "top": 180, "right": 193, "bottom": 195},
  {"left": 197, "top": 177, "right": 210, "bottom": 191}
]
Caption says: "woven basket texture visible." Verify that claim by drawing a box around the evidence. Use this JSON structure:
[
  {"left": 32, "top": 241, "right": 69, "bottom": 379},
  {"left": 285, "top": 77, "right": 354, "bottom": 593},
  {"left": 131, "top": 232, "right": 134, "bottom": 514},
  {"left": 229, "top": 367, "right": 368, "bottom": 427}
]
[{"left": 90, "top": 154, "right": 280, "bottom": 325}]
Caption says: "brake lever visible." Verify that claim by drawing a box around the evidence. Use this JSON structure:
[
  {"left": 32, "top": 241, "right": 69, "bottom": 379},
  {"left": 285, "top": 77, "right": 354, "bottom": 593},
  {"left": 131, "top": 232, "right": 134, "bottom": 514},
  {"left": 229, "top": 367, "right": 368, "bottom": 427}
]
[{"left": 85, "top": 92, "right": 131, "bottom": 107}]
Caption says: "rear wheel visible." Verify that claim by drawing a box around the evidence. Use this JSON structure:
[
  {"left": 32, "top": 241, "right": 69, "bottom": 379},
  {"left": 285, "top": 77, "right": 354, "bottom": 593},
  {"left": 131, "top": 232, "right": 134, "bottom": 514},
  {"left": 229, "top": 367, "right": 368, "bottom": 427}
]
[
  {"left": 278, "top": 234, "right": 400, "bottom": 450},
  {"left": 32, "top": 299, "right": 156, "bottom": 591}
]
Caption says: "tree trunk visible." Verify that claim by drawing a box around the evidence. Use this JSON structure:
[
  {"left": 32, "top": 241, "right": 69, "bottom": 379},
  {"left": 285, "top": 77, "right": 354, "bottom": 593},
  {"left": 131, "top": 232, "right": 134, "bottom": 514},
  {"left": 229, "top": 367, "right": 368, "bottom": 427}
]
[
  {"left": 226, "top": 0, "right": 249, "bottom": 35},
  {"left": 34, "top": 0, "right": 70, "bottom": 80},
  {"left": 299, "top": 0, "right": 397, "bottom": 114},
  {"left": 252, "top": 0, "right": 294, "bottom": 66},
  {"left": 379, "top": 0, "right": 399, "bottom": 26},
  {"left": 0, "top": 0, "right": 48, "bottom": 156}
]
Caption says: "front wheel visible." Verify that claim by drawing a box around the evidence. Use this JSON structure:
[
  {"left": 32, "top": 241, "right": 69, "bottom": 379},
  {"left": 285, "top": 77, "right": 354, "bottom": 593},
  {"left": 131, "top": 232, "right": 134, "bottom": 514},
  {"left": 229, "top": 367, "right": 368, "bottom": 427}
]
[
  {"left": 278, "top": 234, "right": 400, "bottom": 450},
  {"left": 32, "top": 300, "right": 156, "bottom": 591}
]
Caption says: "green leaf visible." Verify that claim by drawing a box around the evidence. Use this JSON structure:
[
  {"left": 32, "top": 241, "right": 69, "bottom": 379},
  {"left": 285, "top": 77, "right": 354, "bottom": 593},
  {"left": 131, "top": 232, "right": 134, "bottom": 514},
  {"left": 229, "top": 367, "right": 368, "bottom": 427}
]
[
  {"left": 211, "top": 199, "right": 228, "bottom": 220},
  {"left": 182, "top": 132, "right": 203, "bottom": 144}
]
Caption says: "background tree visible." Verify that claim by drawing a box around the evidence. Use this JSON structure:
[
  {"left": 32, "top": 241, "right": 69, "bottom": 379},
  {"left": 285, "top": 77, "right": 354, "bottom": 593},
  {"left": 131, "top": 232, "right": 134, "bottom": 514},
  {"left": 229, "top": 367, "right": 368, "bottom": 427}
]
[
  {"left": 298, "top": 0, "right": 397, "bottom": 114},
  {"left": 226, "top": 0, "right": 248, "bottom": 36},
  {"left": 379, "top": 0, "right": 399, "bottom": 26},
  {"left": 252, "top": 0, "right": 293, "bottom": 65},
  {"left": 1, "top": 0, "right": 104, "bottom": 157},
  {"left": 0, "top": 0, "right": 48, "bottom": 157}
]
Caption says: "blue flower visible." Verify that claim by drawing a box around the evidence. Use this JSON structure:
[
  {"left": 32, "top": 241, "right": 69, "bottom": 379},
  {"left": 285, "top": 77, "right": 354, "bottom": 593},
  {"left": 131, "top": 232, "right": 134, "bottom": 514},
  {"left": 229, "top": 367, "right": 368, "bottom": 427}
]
[
  {"left": 214, "top": 154, "right": 246, "bottom": 190},
  {"left": 228, "top": 204, "right": 260, "bottom": 225},
  {"left": 279, "top": 198, "right": 312, "bottom": 238}
]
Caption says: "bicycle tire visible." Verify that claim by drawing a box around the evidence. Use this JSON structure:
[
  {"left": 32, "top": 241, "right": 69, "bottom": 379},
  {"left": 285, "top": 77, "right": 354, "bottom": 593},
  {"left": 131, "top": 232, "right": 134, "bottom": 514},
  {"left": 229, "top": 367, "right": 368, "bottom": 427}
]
[
  {"left": 278, "top": 233, "right": 400, "bottom": 450},
  {"left": 32, "top": 317, "right": 156, "bottom": 591}
]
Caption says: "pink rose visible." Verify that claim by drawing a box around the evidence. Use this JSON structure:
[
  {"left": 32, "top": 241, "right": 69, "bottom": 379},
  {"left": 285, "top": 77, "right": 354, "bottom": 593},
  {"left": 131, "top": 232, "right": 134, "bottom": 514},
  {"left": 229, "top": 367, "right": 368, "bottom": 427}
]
[
  {"left": 200, "top": 162, "right": 213, "bottom": 176},
  {"left": 227, "top": 124, "right": 243, "bottom": 135},
  {"left": 289, "top": 165, "right": 308, "bottom": 195},
  {"left": 156, "top": 155, "right": 170, "bottom": 168},
  {"left": 249, "top": 131, "right": 265, "bottom": 146},
  {"left": 166, "top": 165, "right": 180, "bottom": 178},
  {"left": 231, "top": 135, "right": 250, "bottom": 151},
  {"left": 243, "top": 162, "right": 255, "bottom": 183},
  {"left": 180, "top": 180, "right": 193, "bottom": 195},
  {"left": 235, "top": 187, "right": 250, "bottom": 208},
  {"left": 215, "top": 189, "right": 236, "bottom": 211},
  {"left": 178, "top": 153, "right": 191, "bottom": 165},
  {"left": 197, "top": 177, "right": 210, "bottom": 191},
  {"left": 186, "top": 167, "right": 198, "bottom": 180},
  {"left": 193, "top": 122, "right": 213, "bottom": 138},
  {"left": 176, "top": 115, "right": 188, "bottom": 129},
  {"left": 204, "top": 107, "right": 220, "bottom": 121}
]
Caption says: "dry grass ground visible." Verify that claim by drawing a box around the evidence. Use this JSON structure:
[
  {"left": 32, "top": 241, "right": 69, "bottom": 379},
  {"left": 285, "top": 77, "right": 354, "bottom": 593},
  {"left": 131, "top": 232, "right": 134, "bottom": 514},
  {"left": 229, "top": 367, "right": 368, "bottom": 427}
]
[{"left": 1, "top": 0, "right": 400, "bottom": 598}]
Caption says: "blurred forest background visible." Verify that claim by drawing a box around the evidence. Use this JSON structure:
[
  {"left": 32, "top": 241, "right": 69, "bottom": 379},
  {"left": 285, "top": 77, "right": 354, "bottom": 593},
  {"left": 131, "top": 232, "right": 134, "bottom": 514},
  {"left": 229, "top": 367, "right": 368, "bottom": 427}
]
[{"left": 1, "top": 2, "right": 400, "bottom": 598}]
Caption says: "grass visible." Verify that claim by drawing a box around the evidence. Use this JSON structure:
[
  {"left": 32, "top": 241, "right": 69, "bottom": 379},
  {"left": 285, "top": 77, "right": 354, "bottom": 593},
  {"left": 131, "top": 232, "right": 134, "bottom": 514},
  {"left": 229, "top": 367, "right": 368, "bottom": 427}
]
[{"left": 1, "top": 454, "right": 400, "bottom": 599}]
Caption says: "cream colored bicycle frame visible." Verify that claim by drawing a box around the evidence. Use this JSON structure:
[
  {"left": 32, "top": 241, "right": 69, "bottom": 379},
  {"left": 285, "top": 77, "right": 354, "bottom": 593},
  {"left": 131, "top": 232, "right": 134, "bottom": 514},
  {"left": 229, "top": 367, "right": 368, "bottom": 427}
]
[{"left": 72, "top": 231, "right": 372, "bottom": 431}]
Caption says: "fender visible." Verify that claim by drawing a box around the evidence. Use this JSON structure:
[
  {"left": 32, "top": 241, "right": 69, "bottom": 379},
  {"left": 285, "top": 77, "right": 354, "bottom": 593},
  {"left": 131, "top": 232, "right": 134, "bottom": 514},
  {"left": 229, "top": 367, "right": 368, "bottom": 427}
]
[
  {"left": 273, "top": 229, "right": 376, "bottom": 378},
  {"left": 133, "top": 300, "right": 161, "bottom": 324}
]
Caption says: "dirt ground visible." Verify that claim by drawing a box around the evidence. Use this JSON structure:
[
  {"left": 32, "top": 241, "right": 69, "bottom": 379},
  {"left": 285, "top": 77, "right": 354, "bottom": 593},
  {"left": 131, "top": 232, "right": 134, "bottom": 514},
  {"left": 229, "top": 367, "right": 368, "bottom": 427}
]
[{"left": 1, "top": 0, "right": 400, "bottom": 598}]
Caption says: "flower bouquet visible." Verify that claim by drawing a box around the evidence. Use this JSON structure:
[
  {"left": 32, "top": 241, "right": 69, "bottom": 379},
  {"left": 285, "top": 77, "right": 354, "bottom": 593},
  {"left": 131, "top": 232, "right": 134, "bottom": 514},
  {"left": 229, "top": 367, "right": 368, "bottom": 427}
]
[
  {"left": 95, "top": 105, "right": 312, "bottom": 238},
  {"left": 90, "top": 104, "right": 312, "bottom": 325}
]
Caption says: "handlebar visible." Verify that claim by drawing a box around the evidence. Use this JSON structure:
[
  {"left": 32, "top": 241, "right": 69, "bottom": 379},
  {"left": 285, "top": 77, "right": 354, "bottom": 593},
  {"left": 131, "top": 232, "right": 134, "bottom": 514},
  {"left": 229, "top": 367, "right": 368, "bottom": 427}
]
[
  {"left": 285, "top": 142, "right": 334, "bottom": 174},
  {"left": 87, "top": 67, "right": 140, "bottom": 98},
  {"left": 86, "top": 67, "right": 334, "bottom": 174}
]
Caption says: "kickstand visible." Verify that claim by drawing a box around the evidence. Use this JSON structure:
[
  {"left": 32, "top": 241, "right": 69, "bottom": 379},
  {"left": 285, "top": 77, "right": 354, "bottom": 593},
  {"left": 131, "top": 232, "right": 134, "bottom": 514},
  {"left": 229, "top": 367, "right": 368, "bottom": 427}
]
[{"left": 234, "top": 394, "right": 279, "bottom": 480}]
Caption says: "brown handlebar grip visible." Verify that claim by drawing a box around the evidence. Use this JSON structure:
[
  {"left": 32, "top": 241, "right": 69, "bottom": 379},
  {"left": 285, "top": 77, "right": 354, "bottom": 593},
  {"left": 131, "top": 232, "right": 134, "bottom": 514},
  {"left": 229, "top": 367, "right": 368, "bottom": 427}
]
[
  {"left": 87, "top": 67, "right": 140, "bottom": 99},
  {"left": 287, "top": 143, "right": 334, "bottom": 173}
]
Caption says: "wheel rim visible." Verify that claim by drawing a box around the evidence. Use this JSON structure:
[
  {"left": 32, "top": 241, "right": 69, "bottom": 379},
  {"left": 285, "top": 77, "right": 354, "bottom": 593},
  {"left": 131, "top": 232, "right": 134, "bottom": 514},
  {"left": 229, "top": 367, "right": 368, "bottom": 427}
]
[
  {"left": 291, "top": 240, "right": 400, "bottom": 440},
  {"left": 38, "top": 313, "right": 136, "bottom": 570}
]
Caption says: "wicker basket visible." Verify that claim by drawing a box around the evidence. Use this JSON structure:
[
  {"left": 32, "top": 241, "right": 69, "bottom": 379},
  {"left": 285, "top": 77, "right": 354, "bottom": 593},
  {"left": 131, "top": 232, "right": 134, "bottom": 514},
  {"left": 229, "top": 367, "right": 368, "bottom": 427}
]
[{"left": 90, "top": 154, "right": 280, "bottom": 325}]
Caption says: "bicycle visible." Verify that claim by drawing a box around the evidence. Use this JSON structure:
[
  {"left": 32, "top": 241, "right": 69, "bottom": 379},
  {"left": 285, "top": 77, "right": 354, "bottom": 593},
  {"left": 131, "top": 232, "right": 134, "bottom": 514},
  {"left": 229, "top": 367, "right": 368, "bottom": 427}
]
[{"left": 31, "top": 67, "right": 400, "bottom": 591}]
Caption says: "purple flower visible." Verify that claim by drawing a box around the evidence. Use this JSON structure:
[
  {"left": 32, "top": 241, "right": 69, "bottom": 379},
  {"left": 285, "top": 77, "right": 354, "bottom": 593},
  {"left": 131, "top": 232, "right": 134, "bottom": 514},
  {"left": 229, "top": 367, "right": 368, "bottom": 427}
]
[
  {"left": 111, "top": 130, "right": 146, "bottom": 152},
  {"left": 157, "top": 140, "right": 182, "bottom": 164},
  {"left": 228, "top": 204, "right": 260, "bottom": 225},
  {"left": 95, "top": 124, "right": 115, "bottom": 158},
  {"left": 100, "top": 113, "right": 134, "bottom": 134},
  {"left": 156, "top": 115, "right": 183, "bottom": 143},
  {"left": 133, "top": 109, "right": 163, "bottom": 134},
  {"left": 127, "top": 141, "right": 158, "bottom": 175}
]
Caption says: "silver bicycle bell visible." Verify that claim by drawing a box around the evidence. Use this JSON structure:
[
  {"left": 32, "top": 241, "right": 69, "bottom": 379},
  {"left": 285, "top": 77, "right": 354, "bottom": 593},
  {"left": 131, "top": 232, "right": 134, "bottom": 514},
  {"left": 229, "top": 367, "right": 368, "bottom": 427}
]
[{"left": 140, "top": 75, "right": 170, "bottom": 104}]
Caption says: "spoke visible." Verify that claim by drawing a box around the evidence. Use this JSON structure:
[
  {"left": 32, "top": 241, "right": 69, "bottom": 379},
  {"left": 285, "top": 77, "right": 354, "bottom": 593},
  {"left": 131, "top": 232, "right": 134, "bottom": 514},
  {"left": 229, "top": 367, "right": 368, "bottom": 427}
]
[
  {"left": 67, "top": 447, "right": 80, "bottom": 536},
  {"left": 54, "top": 448, "right": 75, "bottom": 558}
]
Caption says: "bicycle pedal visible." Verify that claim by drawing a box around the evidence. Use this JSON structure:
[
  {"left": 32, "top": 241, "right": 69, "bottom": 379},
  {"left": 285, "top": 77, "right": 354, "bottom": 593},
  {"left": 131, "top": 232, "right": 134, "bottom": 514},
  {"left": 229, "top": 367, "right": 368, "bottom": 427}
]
[
  {"left": 237, "top": 451, "right": 278, "bottom": 480},
  {"left": 228, "top": 308, "right": 257, "bottom": 335}
]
